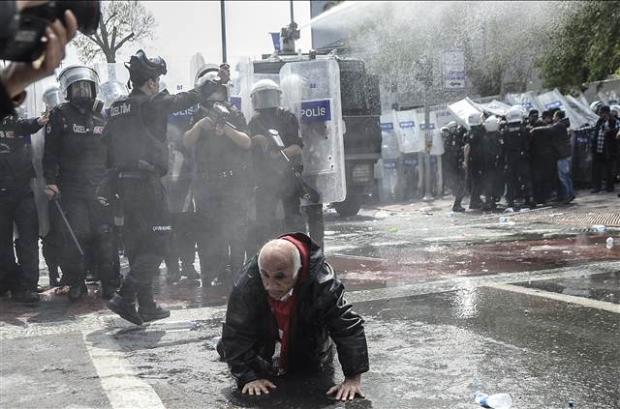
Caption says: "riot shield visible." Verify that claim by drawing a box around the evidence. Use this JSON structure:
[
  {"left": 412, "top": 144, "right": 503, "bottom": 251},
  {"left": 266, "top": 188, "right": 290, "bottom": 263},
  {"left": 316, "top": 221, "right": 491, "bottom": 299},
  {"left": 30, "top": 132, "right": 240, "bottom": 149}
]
[
  {"left": 229, "top": 57, "right": 254, "bottom": 121},
  {"left": 30, "top": 128, "right": 49, "bottom": 237},
  {"left": 280, "top": 58, "right": 346, "bottom": 204},
  {"left": 428, "top": 111, "right": 444, "bottom": 156},
  {"left": 94, "top": 63, "right": 129, "bottom": 109},
  {"left": 394, "top": 109, "right": 424, "bottom": 153},
  {"left": 447, "top": 97, "right": 482, "bottom": 129}
]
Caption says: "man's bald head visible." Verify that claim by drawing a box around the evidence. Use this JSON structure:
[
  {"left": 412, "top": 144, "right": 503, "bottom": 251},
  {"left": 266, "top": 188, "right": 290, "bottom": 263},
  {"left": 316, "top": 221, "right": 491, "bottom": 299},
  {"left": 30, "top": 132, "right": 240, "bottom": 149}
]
[{"left": 258, "top": 239, "right": 301, "bottom": 300}]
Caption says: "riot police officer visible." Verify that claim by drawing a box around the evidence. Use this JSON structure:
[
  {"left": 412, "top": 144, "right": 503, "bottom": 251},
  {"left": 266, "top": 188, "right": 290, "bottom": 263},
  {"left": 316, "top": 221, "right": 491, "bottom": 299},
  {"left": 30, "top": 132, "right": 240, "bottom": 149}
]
[
  {"left": 441, "top": 121, "right": 468, "bottom": 212},
  {"left": 248, "top": 79, "right": 305, "bottom": 249},
  {"left": 38, "top": 86, "right": 63, "bottom": 287},
  {"left": 530, "top": 111, "right": 556, "bottom": 205},
  {"left": 0, "top": 111, "right": 47, "bottom": 302},
  {"left": 103, "top": 50, "right": 218, "bottom": 325},
  {"left": 481, "top": 115, "right": 503, "bottom": 211},
  {"left": 43, "top": 65, "right": 117, "bottom": 301},
  {"left": 502, "top": 107, "right": 534, "bottom": 209},
  {"left": 164, "top": 105, "right": 199, "bottom": 284},
  {"left": 183, "top": 64, "right": 252, "bottom": 288},
  {"left": 467, "top": 113, "right": 485, "bottom": 210}
]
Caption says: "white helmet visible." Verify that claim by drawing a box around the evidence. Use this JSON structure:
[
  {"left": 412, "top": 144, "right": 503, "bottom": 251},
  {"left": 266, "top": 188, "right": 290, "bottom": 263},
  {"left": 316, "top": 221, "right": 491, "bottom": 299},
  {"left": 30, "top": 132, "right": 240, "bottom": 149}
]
[
  {"left": 506, "top": 106, "right": 524, "bottom": 124},
  {"left": 610, "top": 104, "right": 620, "bottom": 116},
  {"left": 589, "top": 100, "right": 602, "bottom": 114},
  {"left": 467, "top": 112, "right": 483, "bottom": 127},
  {"left": 195, "top": 65, "right": 228, "bottom": 102},
  {"left": 42, "top": 85, "right": 63, "bottom": 109},
  {"left": 58, "top": 65, "right": 99, "bottom": 100},
  {"left": 483, "top": 115, "right": 500, "bottom": 132},
  {"left": 250, "top": 79, "right": 281, "bottom": 110}
]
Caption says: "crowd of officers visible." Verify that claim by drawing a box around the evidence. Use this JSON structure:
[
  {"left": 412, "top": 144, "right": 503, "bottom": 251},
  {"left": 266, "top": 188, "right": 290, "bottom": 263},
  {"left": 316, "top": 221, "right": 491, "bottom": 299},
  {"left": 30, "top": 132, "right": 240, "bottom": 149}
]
[
  {"left": 441, "top": 105, "right": 619, "bottom": 213},
  {"left": 0, "top": 50, "right": 316, "bottom": 325}
]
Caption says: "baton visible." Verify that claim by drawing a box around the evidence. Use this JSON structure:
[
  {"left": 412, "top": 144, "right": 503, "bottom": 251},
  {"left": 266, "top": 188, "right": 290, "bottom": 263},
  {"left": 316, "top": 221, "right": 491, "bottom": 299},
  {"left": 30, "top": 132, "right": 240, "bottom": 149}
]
[{"left": 53, "top": 197, "right": 84, "bottom": 257}]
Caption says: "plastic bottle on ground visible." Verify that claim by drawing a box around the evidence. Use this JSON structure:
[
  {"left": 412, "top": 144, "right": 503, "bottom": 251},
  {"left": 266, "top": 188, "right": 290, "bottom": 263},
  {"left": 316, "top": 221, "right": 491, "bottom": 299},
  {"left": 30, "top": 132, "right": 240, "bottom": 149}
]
[
  {"left": 606, "top": 237, "right": 614, "bottom": 250},
  {"left": 475, "top": 391, "right": 513, "bottom": 409}
]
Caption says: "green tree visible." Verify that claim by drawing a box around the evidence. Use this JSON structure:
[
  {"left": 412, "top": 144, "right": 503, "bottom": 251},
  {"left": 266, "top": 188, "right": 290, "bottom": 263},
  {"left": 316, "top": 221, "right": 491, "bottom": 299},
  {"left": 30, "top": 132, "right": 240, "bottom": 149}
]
[{"left": 540, "top": 1, "right": 620, "bottom": 89}]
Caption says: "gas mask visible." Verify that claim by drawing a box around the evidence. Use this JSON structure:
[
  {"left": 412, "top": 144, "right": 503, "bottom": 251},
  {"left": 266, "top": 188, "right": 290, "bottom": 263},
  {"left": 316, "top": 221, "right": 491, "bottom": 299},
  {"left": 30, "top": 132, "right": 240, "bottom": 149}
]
[{"left": 68, "top": 80, "right": 96, "bottom": 109}]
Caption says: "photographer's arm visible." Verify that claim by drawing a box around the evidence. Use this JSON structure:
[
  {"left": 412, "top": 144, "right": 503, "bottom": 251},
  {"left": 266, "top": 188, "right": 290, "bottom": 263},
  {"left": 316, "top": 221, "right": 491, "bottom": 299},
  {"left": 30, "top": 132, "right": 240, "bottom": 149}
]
[
  {"left": 222, "top": 124, "right": 252, "bottom": 150},
  {"left": 183, "top": 116, "right": 213, "bottom": 148}
]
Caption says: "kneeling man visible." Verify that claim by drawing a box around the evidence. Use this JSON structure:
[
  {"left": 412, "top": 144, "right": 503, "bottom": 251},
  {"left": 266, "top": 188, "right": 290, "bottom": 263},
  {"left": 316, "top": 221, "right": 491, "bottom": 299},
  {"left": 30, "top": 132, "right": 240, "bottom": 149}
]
[{"left": 217, "top": 233, "right": 369, "bottom": 401}]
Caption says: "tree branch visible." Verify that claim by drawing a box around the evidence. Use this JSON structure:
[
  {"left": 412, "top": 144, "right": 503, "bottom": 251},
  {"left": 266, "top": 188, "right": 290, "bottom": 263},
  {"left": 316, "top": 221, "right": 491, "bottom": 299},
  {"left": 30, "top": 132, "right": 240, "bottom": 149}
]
[
  {"left": 81, "top": 34, "right": 103, "bottom": 49},
  {"left": 104, "top": 11, "right": 117, "bottom": 27},
  {"left": 114, "top": 32, "right": 135, "bottom": 51},
  {"left": 110, "top": 26, "right": 117, "bottom": 50}
]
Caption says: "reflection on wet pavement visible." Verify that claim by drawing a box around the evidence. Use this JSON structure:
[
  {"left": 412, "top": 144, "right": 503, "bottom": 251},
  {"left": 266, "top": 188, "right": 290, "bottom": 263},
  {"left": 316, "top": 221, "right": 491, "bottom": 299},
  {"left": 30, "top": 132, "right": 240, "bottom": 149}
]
[{"left": 514, "top": 271, "right": 620, "bottom": 304}]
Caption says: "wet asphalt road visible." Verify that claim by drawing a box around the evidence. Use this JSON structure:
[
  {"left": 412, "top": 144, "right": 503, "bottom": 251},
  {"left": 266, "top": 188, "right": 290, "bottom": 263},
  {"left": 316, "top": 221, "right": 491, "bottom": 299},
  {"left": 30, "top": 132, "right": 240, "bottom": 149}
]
[{"left": 1, "top": 191, "right": 619, "bottom": 409}]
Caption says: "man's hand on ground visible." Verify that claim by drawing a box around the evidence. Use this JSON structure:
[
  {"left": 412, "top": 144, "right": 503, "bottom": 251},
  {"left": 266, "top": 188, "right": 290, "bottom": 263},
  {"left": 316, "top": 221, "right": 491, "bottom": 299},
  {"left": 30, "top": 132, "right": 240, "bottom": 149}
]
[
  {"left": 241, "top": 379, "right": 276, "bottom": 396},
  {"left": 326, "top": 374, "right": 364, "bottom": 401}
]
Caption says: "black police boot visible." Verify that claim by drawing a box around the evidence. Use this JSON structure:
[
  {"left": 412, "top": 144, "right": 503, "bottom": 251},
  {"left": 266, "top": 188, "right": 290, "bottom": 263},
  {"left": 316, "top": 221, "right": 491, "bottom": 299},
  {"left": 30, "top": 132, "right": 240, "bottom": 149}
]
[
  {"left": 137, "top": 286, "right": 170, "bottom": 323},
  {"left": 12, "top": 290, "right": 40, "bottom": 304},
  {"left": 107, "top": 294, "right": 143, "bottom": 325},
  {"left": 107, "top": 280, "right": 143, "bottom": 325},
  {"left": 68, "top": 280, "right": 88, "bottom": 301}
]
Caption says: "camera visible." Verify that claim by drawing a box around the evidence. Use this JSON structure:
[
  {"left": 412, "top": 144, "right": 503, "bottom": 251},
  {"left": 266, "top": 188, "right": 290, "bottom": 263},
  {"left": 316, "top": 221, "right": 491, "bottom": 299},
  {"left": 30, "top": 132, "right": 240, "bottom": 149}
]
[{"left": 0, "top": 1, "right": 101, "bottom": 62}]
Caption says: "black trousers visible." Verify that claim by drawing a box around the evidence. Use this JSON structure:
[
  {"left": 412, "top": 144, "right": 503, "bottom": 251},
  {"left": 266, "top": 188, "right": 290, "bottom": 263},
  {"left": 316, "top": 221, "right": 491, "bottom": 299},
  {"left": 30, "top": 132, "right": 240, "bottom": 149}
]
[
  {"left": 165, "top": 212, "right": 197, "bottom": 273},
  {"left": 194, "top": 181, "right": 248, "bottom": 285},
  {"left": 118, "top": 177, "right": 168, "bottom": 297},
  {"left": 444, "top": 165, "right": 467, "bottom": 207},
  {"left": 0, "top": 189, "right": 39, "bottom": 292},
  {"left": 51, "top": 194, "right": 116, "bottom": 286},
  {"left": 591, "top": 153, "right": 616, "bottom": 192},
  {"left": 531, "top": 155, "right": 555, "bottom": 204},
  {"left": 505, "top": 155, "right": 533, "bottom": 204}
]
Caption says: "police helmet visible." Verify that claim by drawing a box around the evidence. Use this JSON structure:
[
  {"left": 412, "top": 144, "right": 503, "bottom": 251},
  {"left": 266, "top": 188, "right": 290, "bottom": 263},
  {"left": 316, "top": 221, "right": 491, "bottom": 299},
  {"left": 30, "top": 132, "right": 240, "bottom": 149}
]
[
  {"left": 483, "top": 115, "right": 500, "bottom": 132},
  {"left": 58, "top": 65, "right": 100, "bottom": 100},
  {"left": 194, "top": 64, "right": 220, "bottom": 88},
  {"left": 446, "top": 121, "right": 457, "bottom": 130},
  {"left": 126, "top": 50, "right": 167, "bottom": 86},
  {"left": 506, "top": 106, "right": 524, "bottom": 124},
  {"left": 528, "top": 108, "right": 539, "bottom": 117},
  {"left": 610, "top": 105, "right": 620, "bottom": 117},
  {"left": 467, "top": 112, "right": 483, "bottom": 127},
  {"left": 589, "top": 101, "right": 602, "bottom": 114},
  {"left": 195, "top": 67, "right": 228, "bottom": 102},
  {"left": 42, "top": 85, "right": 63, "bottom": 109},
  {"left": 250, "top": 79, "right": 282, "bottom": 110}
]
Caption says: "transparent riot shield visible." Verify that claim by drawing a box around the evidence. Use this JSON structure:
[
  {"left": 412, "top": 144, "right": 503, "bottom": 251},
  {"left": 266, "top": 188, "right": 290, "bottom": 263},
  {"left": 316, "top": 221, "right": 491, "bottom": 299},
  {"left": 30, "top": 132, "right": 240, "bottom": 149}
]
[
  {"left": 280, "top": 58, "right": 346, "bottom": 204},
  {"left": 229, "top": 57, "right": 254, "bottom": 121},
  {"left": 394, "top": 109, "right": 424, "bottom": 153},
  {"left": 94, "top": 63, "right": 129, "bottom": 109},
  {"left": 447, "top": 97, "right": 482, "bottom": 129},
  {"left": 30, "top": 128, "right": 49, "bottom": 237}
]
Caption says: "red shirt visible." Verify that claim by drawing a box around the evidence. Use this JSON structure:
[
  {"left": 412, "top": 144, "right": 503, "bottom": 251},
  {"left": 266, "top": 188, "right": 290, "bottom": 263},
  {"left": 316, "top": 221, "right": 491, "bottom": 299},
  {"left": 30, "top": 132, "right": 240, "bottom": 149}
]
[{"left": 267, "top": 235, "right": 310, "bottom": 373}]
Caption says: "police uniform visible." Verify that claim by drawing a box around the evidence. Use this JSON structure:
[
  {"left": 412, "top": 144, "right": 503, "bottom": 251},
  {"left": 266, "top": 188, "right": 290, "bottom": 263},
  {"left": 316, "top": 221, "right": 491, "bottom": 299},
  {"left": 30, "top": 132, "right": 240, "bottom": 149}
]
[
  {"left": 191, "top": 102, "right": 250, "bottom": 285},
  {"left": 501, "top": 121, "right": 533, "bottom": 207},
  {"left": 467, "top": 125, "right": 485, "bottom": 209},
  {"left": 104, "top": 87, "right": 202, "bottom": 306},
  {"left": 529, "top": 121, "right": 555, "bottom": 204},
  {"left": 442, "top": 125, "right": 468, "bottom": 211},
  {"left": 43, "top": 102, "right": 116, "bottom": 293},
  {"left": 481, "top": 126, "right": 504, "bottom": 210},
  {"left": 248, "top": 107, "right": 305, "bottom": 251},
  {"left": 0, "top": 115, "right": 43, "bottom": 298},
  {"left": 163, "top": 107, "right": 198, "bottom": 281}
]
